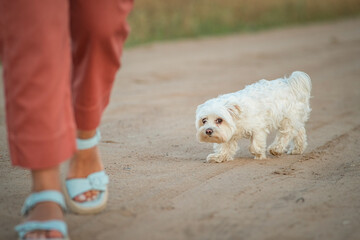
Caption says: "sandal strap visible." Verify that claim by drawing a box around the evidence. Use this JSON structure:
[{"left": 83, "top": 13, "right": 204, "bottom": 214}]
[
  {"left": 15, "top": 220, "right": 67, "bottom": 239},
  {"left": 65, "top": 171, "right": 109, "bottom": 199},
  {"left": 21, "top": 190, "right": 66, "bottom": 216},
  {"left": 76, "top": 129, "right": 101, "bottom": 150}
]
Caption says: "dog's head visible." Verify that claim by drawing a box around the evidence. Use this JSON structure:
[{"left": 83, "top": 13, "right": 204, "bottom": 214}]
[{"left": 195, "top": 98, "right": 240, "bottom": 144}]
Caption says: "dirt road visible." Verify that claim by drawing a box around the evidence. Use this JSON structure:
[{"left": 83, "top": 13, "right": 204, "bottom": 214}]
[{"left": 1, "top": 18, "right": 360, "bottom": 240}]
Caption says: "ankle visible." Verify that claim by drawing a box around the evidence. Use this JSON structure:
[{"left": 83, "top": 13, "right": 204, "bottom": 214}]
[
  {"left": 31, "top": 166, "right": 62, "bottom": 192},
  {"left": 77, "top": 129, "right": 97, "bottom": 139},
  {"left": 67, "top": 147, "right": 103, "bottom": 179}
]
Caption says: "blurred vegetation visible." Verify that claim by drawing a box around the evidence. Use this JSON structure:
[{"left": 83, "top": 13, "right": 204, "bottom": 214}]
[{"left": 126, "top": 0, "right": 360, "bottom": 47}]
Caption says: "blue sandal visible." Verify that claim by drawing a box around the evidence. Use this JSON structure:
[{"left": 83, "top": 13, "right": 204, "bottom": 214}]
[
  {"left": 15, "top": 190, "right": 69, "bottom": 240},
  {"left": 64, "top": 129, "right": 109, "bottom": 214}
]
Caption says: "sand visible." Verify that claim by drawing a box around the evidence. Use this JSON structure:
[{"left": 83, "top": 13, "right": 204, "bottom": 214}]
[{"left": 0, "top": 17, "right": 360, "bottom": 240}]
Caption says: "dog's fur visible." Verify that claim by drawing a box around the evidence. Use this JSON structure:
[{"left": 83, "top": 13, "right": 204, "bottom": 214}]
[{"left": 195, "top": 71, "right": 312, "bottom": 162}]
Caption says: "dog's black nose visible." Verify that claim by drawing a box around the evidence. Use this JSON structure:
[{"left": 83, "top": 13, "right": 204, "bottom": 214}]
[{"left": 206, "top": 128, "right": 213, "bottom": 136}]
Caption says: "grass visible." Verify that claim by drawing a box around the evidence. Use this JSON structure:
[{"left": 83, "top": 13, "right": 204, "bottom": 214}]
[{"left": 125, "top": 0, "right": 360, "bottom": 47}]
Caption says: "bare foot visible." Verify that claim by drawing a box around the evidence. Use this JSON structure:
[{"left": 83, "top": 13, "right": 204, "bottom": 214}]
[
  {"left": 66, "top": 130, "right": 104, "bottom": 202},
  {"left": 23, "top": 167, "right": 65, "bottom": 239},
  {"left": 24, "top": 202, "right": 64, "bottom": 239}
]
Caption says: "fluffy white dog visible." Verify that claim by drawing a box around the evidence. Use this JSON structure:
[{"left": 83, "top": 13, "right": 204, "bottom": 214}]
[{"left": 195, "top": 71, "right": 312, "bottom": 163}]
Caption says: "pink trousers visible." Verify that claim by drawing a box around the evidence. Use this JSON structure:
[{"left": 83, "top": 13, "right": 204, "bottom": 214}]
[{"left": 0, "top": 0, "right": 133, "bottom": 169}]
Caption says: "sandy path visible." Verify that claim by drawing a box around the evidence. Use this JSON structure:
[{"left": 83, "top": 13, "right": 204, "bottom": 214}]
[{"left": 1, "top": 18, "right": 360, "bottom": 240}]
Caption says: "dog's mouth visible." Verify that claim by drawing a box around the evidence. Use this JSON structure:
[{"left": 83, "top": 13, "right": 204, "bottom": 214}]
[{"left": 200, "top": 134, "right": 225, "bottom": 143}]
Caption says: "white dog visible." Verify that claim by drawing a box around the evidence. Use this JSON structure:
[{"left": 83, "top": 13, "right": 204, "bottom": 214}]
[{"left": 195, "top": 71, "right": 311, "bottom": 163}]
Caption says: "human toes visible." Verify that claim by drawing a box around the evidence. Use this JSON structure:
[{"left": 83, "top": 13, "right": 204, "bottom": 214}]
[
  {"left": 47, "top": 229, "right": 64, "bottom": 238},
  {"left": 73, "top": 193, "right": 87, "bottom": 203},
  {"left": 89, "top": 190, "right": 99, "bottom": 200},
  {"left": 73, "top": 190, "right": 100, "bottom": 202},
  {"left": 84, "top": 191, "right": 98, "bottom": 201},
  {"left": 25, "top": 230, "right": 46, "bottom": 239}
]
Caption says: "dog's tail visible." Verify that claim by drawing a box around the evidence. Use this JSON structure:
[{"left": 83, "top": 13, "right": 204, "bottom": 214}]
[{"left": 287, "top": 71, "right": 312, "bottom": 100}]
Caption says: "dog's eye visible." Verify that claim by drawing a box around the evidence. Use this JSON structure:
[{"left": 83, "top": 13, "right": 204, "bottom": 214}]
[
  {"left": 216, "top": 118, "right": 223, "bottom": 124},
  {"left": 202, "top": 119, "right": 207, "bottom": 124}
]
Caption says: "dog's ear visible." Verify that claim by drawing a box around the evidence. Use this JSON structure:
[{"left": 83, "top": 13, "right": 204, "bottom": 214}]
[
  {"left": 226, "top": 103, "right": 241, "bottom": 119},
  {"left": 195, "top": 103, "right": 205, "bottom": 129},
  {"left": 196, "top": 103, "right": 204, "bottom": 114}
]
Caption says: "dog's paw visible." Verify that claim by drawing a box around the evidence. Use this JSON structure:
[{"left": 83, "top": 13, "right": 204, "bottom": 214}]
[
  {"left": 206, "top": 154, "right": 223, "bottom": 163},
  {"left": 206, "top": 154, "right": 231, "bottom": 163},
  {"left": 254, "top": 154, "right": 266, "bottom": 160},
  {"left": 287, "top": 148, "right": 303, "bottom": 155},
  {"left": 269, "top": 145, "right": 284, "bottom": 156}
]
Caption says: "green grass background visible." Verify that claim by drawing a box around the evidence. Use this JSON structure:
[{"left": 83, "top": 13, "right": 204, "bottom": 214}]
[{"left": 126, "top": 0, "right": 360, "bottom": 47}]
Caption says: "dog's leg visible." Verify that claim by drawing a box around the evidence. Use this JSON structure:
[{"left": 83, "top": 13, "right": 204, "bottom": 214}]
[
  {"left": 206, "top": 140, "right": 238, "bottom": 163},
  {"left": 249, "top": 131, "right": 267, "bottom": 159},
  {"left": 269, "top": 119, "right": 296, "bottom": 156},
  {"left": 287, "top": 127, "right": 307, "bottom": 154}
]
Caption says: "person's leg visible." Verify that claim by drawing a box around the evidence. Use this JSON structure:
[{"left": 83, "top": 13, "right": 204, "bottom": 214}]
[
  {"left": 0, "top": 0, "right": 75, "bottom": 238},
  {"left": 0, "top": 0, "right": 75, "bottom": 169},
  {"left": 68, "top": 0, "right": 133, "bottom": 202}
]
